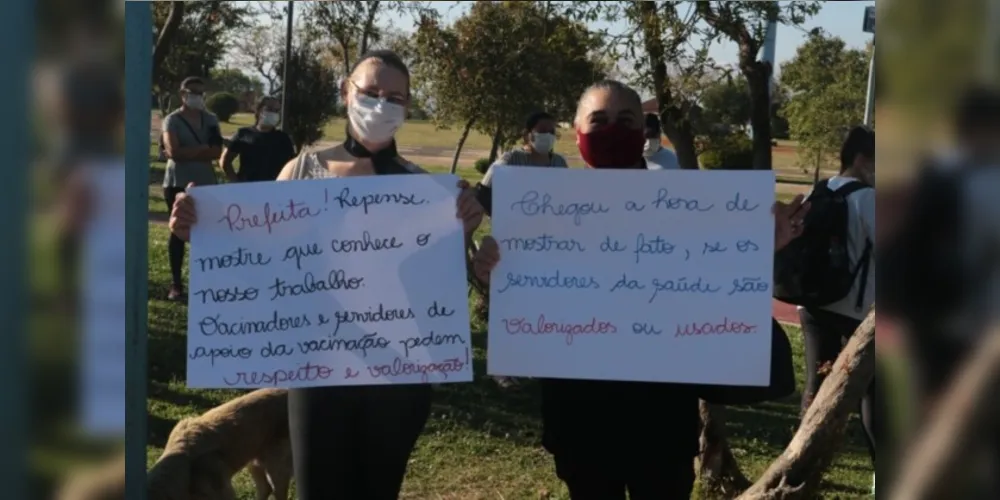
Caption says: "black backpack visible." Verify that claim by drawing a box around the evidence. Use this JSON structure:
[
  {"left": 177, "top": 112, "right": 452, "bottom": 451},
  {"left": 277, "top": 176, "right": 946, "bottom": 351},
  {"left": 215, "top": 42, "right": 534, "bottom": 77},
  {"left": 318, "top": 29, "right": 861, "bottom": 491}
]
[{"left": 773, "top": 179, "right": 873, "bottom": 309}]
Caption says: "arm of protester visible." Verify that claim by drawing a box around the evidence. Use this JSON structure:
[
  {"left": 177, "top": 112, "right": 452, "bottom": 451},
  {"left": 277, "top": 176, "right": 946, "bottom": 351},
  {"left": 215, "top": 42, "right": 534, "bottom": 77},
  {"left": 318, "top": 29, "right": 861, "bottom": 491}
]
[
  {"left": 472, "top": 236, "right": 500, "bottom": 285},
  {"left": 161, "top": 115, "right": 208, "bottom": 162},
  {"left": 220, "top": 129, "right": 242, "bottom": 182}
]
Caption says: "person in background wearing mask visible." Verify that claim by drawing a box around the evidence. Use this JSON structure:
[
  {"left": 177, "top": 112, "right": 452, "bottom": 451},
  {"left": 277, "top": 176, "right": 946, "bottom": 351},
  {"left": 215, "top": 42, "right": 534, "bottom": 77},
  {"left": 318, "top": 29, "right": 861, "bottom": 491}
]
[
  {"left": 643, "top": 113, "right": 680, "bottom": 170},
  {"left": 220, "top": 96, "right": 296, "bottom": 183},
  {"left": 471, "top": 80, "right": 808, "bottom": 499},
  {"left": 477, "top": 111, "right": 568, "bottom": 215},
  {"left": 168, "top": 50, "right": 483, "bottom": 499},
  {"left": 161, "top": 76, "right": 223, "bottom": 301},
  {"left": 798, "top": 126, "right": 876, "bottom": 493}
]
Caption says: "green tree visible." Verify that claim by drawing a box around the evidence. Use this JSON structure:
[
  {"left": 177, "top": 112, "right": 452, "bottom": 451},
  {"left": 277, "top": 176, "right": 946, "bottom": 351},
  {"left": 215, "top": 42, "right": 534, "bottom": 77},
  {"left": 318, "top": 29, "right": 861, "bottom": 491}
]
[
  {"left": 780, "top": 30, "right": 868, "bottom": 181},
  {"left": 274, "top": 44, "right": 340, "bottom": 150},
  {"left": 208, "top": 68, "right": 264, "bottom": 96},
  {"left": 696, "top": 1, "right": 822, "bottom": 170},
  {"left": 413, "top": 1, "right": 606, "bottom": 171},
  {"left": 152, "top": 1, "right": 250, "bottom": 115},
  {"left": 699, "top": 73, "right": 753, "bottom": 132}
]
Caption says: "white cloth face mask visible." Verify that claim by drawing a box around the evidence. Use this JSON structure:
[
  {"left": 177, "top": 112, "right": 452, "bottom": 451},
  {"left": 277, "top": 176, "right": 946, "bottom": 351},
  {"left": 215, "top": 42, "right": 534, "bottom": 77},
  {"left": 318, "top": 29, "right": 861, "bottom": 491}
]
[
  {"left": 259, "top": 111, "right": 280, "bottom": 127},
  {"left": 348, "top": 94, "right": 406, "bottom": 143},
  {"left": 532, "top": 133, "right": 556, "bottom": 154}
]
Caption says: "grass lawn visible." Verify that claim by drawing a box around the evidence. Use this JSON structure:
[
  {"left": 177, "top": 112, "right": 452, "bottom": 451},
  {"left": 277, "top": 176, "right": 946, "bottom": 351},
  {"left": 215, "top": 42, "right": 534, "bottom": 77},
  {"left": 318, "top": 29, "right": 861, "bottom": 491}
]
[{"left": 145, "top": 215, "right": 872, "bottom": 498}]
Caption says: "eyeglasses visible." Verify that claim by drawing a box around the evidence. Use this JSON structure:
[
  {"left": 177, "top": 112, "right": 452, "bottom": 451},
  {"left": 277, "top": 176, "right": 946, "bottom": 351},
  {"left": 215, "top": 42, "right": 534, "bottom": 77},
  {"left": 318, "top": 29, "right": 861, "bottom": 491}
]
[{"left": 349, "top": 80, "right": 407, "bottom": 107}]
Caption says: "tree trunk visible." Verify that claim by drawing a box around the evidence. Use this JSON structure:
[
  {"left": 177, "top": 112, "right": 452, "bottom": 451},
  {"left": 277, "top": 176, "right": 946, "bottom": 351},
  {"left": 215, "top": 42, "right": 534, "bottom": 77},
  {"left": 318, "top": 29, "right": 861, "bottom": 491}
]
[
  {"left": 699, "top": 401, "right": 752, "bottom": 496},
  {"left": 153, "top": 1, "right": 185, "bottom": 80},
  {"left": 738, "top": 309, "right": 876, "bottom": 500},
  {"left": 665, "top": 120, "right": 700, "bottom": 170},
  {"left": 746, "top": 63, "right": 774, "bottom": 170},
  {"left": 889, "top": 326, "right": 1000, "bottom": 500},
  {"left": 812, "top": 150, "right": 822, "bottom": 185},
  {"left": 488, "top": 126, "right": 504, "bottom": 164},
  {"left": 359, "top": 1, "right": 382, "bottom": 55},
  {"left": 451, "top": 117, "right": 477, "bottom": 174},
  {"left": 158, "top": 93, "right": 173, "bottom": 121}
]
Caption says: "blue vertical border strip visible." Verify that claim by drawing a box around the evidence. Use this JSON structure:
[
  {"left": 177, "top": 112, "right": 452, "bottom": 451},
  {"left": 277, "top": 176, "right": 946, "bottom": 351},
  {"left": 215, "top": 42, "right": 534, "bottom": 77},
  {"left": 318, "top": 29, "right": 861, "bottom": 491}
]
[
  {"left": 125, "top": 2, "right": 152, "bottom": 499},
  {"left": 0, "top": 0, "right": 30, "bottom": 497}
]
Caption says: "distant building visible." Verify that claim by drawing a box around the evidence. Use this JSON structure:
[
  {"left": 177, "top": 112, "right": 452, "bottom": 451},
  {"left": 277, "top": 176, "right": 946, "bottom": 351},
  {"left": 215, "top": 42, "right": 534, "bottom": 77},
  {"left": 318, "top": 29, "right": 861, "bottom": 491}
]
[{"left": 642, "top": 98, "right": 659, "bottom": 115}]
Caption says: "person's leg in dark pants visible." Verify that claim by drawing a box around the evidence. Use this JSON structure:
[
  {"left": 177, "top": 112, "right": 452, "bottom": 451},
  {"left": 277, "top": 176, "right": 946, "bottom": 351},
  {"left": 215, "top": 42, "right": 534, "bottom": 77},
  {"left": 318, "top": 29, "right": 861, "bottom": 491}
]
[
  {"left": 288, "top": 386, "right": 363, "bottom": 499},
  {"left": 163, "top": 187, "right": 187, "bottom": 300},
  {"left": 800, "top": 308, "right": 854, "bottom": 413},
  {"left": 553, "top": 453, "right": 627, "bottom": 500},
  {"left": 625, "top": 452, "right": 696, "bottom": 500},
  {"left": 359, "top": 384, "right": 433, "bottom": 499}
]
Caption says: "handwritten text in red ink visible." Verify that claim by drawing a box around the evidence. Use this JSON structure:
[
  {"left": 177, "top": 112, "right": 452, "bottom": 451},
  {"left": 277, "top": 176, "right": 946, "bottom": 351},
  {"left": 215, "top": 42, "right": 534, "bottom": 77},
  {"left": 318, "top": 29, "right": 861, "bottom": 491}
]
[
  {"left": 502, "top": 315, "right": 618, "bottom": 345},
  {"left": 222, "top": 362, "right": 335, "bottom": 386},
  {"left": 367, "top": 348, "right": 470, "bottom": 383},
  {"left": 675, "top": 317, "right": 758, "bottom": 337},
  {"left": 219, "top": 199, "right": 322, "bottom": 234}
]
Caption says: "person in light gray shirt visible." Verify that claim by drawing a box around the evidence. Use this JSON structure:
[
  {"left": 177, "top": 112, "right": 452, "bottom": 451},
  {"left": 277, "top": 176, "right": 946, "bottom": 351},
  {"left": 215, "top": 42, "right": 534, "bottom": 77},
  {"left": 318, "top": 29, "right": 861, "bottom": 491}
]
[
  {"left": 161, "top": 76, "right": 223, "bottom": 300},
  {"left": 643, "top": 113, "right": 681, "bottom": 170}
]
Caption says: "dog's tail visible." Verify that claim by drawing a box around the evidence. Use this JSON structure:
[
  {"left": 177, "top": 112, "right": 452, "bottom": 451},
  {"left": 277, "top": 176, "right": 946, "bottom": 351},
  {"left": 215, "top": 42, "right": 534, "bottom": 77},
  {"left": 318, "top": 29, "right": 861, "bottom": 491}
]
[{"left": 146, "top": 452, "right": 191, "bottom": 500}]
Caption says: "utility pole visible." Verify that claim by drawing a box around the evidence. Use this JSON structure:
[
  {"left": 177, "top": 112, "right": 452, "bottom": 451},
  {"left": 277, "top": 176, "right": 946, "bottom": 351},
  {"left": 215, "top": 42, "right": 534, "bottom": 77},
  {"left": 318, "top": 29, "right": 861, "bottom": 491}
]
[
  {"left": 125, "top": 2, "right": 153, "bottom": 500},
  {"left": 281, "top": 1, "right": 294, "bottom": 129},
  {"left": 0, "top": 0, "right": 30, "bottom": 496}
]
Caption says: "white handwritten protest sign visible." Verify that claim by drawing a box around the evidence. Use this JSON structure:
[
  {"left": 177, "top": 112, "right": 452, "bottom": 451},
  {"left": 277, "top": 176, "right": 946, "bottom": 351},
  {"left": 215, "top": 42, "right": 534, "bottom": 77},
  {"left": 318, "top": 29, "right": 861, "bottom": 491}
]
[
  {"left": 186, "top": 175, "right": 472, "bottom": 388},
  {"left": 488, "top": 167, "right": 775, "bottom": 386},
  {"left": 81, "top": 163, "right": 126, "bottom": 435}
]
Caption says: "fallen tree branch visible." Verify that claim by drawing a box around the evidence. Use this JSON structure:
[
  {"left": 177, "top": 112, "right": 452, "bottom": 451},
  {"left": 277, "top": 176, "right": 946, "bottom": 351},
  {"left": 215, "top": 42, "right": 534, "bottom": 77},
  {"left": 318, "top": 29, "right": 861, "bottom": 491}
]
[
  {"left": 888, "top": 325, "right": 1000, "bottom": 500},
  {"left": 739, "top": 309, "right": 876, "bottom": 500}
]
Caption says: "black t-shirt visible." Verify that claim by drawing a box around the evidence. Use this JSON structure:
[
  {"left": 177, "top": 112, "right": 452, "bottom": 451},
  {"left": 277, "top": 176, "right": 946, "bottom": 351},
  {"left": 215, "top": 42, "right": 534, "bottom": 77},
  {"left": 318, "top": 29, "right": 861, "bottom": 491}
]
[{"left": 227, "top": 127, "right": 296, "bottom": 182}]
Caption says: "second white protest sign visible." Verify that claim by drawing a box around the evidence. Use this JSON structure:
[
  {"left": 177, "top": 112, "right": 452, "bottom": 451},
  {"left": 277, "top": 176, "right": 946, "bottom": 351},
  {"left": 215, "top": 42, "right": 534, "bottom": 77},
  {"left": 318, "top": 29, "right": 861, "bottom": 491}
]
[{"left": 487, "top": 167, "right": 776, "bottom": 386}]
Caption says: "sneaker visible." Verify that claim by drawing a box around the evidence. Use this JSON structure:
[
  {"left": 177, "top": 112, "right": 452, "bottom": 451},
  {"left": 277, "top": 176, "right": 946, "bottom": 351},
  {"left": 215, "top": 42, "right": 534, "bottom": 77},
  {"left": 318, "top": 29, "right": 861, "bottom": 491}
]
[{"left": 167, "top": 284, "right": 184, "bottom": 301}]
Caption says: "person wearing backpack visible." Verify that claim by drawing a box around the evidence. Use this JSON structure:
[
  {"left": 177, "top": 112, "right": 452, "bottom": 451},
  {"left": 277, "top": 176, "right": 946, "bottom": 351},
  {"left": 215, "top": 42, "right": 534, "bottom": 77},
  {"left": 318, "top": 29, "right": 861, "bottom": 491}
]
[{"left": 774, "top": 126, "right": 876, "bottom": 477}]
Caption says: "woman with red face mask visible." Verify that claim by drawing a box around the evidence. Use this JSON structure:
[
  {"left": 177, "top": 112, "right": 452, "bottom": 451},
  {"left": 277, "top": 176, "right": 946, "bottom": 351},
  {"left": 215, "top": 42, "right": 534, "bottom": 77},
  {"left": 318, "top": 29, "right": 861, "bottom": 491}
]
[{"left": 472, "top": 80, "right": 809, "bottom": 499}]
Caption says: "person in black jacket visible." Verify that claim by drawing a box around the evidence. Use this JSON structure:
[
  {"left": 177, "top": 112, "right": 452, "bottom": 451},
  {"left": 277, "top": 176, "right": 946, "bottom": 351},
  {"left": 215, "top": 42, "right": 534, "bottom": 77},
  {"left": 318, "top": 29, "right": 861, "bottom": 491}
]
[{"left": 472, "top": 79, "right": 808, "bottom": 499}]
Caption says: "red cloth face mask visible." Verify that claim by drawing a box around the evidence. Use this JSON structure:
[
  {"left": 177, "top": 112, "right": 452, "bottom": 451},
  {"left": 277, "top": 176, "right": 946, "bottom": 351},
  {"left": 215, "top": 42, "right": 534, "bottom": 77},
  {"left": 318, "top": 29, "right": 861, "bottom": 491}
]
[{"left": 577, "top": 123, "right": 647, "bottom": 169}]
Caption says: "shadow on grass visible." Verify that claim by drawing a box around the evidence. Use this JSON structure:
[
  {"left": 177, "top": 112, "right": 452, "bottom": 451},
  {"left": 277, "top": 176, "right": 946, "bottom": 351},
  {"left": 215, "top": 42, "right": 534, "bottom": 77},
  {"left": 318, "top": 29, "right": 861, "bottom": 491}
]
[{"left": 428, "top": 330, "right": 544, "bottom": 446}]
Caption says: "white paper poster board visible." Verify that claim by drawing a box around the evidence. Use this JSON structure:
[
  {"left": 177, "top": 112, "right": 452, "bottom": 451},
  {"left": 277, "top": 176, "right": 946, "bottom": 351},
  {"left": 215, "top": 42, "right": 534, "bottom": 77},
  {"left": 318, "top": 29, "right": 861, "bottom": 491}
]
[
  {"left": 81, "top": 163, "right": 126, "bottom": 435},
  {"left": 186, "top": 175, "right": 473, "bottom": 388},
  {"left": 487, "top": 167, "right": 776, "bottom": 386}
]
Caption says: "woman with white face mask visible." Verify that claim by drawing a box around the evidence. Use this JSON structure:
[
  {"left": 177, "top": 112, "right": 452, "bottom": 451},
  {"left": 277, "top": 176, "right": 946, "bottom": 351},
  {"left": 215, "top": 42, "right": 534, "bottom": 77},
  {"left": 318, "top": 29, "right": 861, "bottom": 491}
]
[
  {"left": 220, "top": 96, "right": 296, "bottom": 183},
  {"left": 167, "top": 51, "right": 484, "bottom": 499},
  {"left": 642, "top": 113, "right": 681, "bottom": 170},
  {"left": 477, "top": 111, "right": 569, "bottom": 215}
]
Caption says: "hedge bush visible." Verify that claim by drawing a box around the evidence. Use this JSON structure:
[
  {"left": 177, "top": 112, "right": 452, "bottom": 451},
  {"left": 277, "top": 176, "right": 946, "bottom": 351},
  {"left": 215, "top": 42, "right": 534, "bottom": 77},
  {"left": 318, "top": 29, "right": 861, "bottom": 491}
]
[
  {"left": 474, "top": 158, "right": 492, "bottom": 175},
  {"left": 206, "top": 92, "right": 240, "bottom": 122},
  {"left": 699, "top": 134, "right": 754, "bottom": 170}
]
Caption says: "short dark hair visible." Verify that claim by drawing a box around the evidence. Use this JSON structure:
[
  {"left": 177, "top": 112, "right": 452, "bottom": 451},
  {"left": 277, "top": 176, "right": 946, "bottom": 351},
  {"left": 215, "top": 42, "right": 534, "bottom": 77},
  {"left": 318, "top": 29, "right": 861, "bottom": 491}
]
[
  {"left": 350, "top": 50, "right": 410, "bottom": 96},
  {"left": 525, "top": 111, "right": 555, "bottom": 132},
  {"left": 180, "top": 76, "right": 204, "bottom": 90},
  {"left": 256, "top": 95, "right": 279, "bottom": 115},
  {"left": 645, "top": 113, "right": 662, "bottom": 137},
  {"left": 840, "top": 125, "right": 875, "bottom": 172},
  {"left": 955, "top": 85, "right": 1000, "bottom": 135}
]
